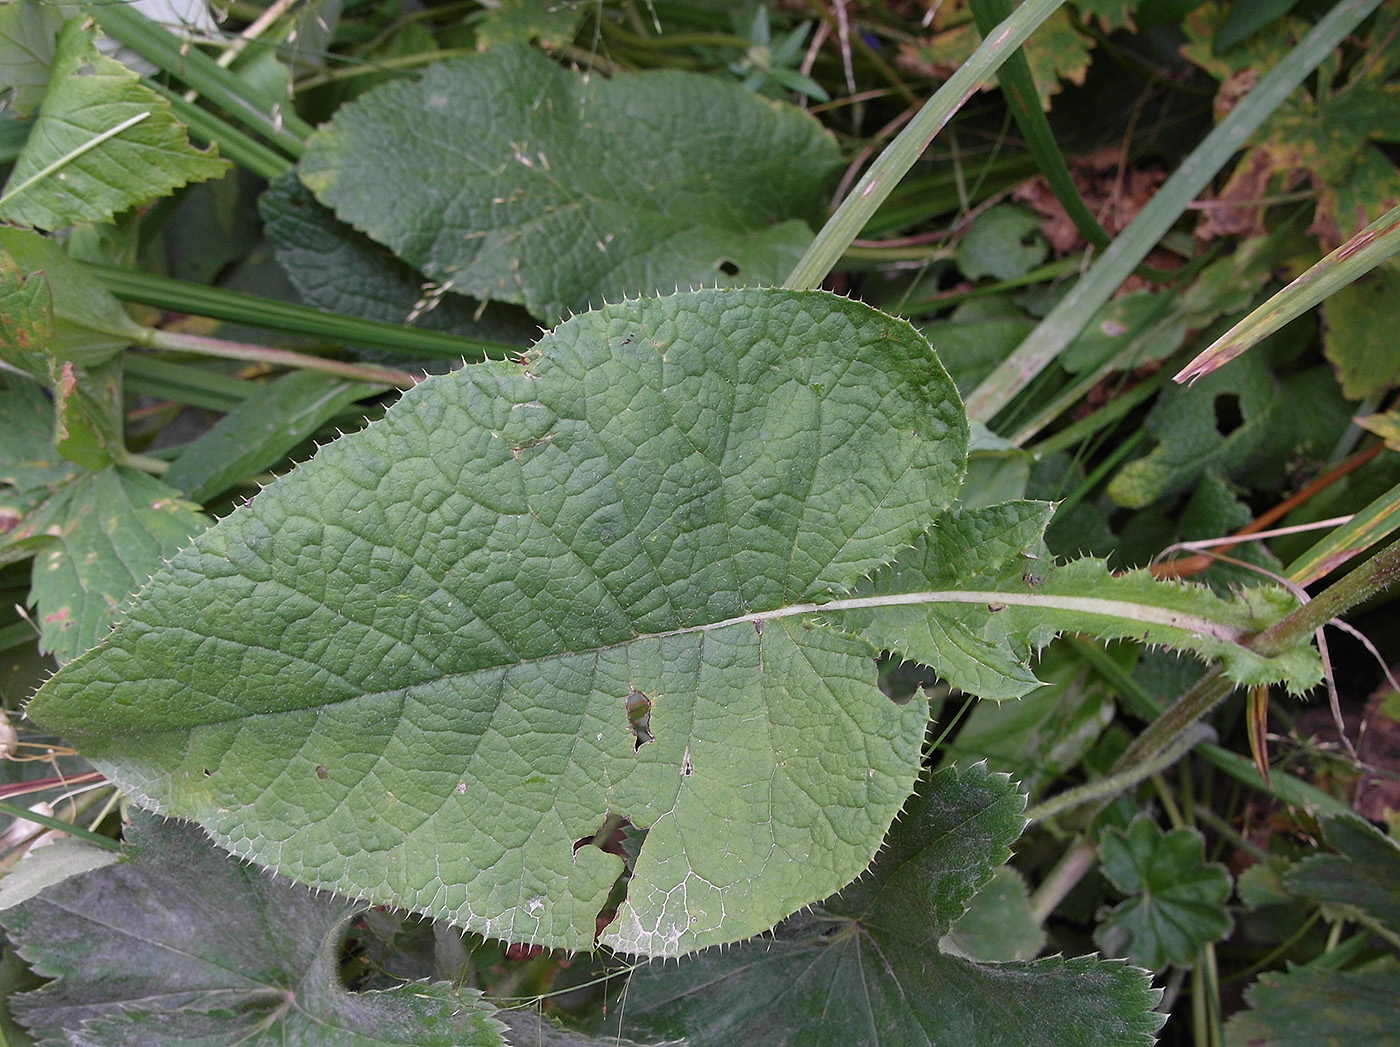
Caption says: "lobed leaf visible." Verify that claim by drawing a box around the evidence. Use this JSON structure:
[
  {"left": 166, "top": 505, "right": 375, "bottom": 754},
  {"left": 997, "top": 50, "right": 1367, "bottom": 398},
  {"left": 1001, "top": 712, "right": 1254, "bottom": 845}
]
[
  {"left": 298, "top": 47, "right": 841, "bottom": 322},
  {"left": 0, "top": 812, "right": 506, "bottom": 1047},
  {"left": 612, "top": 764, "right": 1163, "bottom": 1047},
  {"left": 29, "top": 288, "right": 967, "bottom": 957},
  {"left": 1094, "top": 816, "right": 1233, "bottom": 969}
]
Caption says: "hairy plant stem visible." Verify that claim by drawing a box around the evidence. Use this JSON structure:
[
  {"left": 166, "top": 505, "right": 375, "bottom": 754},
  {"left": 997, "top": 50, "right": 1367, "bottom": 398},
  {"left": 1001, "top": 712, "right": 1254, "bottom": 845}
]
[{"left": 1069, "top": 539, "right": 1400, "bottom": 820}]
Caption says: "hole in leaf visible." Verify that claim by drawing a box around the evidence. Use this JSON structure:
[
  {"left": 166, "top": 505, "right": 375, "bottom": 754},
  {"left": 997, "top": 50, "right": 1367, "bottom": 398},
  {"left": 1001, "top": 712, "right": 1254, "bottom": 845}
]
[
  {"left": 1213, "top": 393, "right": 1244, "bottom": 437},
  {"left": 625, "top": 689, "right": 653, "bottom": 748},
  {"left": 877, "top": 655, "right": 935, "bottom": 706},
  {"left": 715, "top": 258, "right": 741, "bottom": 276}
]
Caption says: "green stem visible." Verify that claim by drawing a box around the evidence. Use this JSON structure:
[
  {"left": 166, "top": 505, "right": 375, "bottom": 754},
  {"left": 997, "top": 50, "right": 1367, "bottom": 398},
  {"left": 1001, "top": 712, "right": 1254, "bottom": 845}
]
[
  {"left": 144, "top": 329, "right": 422, "bottom": 388},
  {"left": 89, "top": 1, "right": 311, "bottom": 158},
  {"left": 158, "top": 87, "right": 292, "bottom": 181},
  {"left": 0, "top": 798, "right": 122, "bottom": 853},
  {"left": 783, "top": 0, "right": 1070, "bottom": 291},
  {"left": 88, "top": 265, "right": 516, "bottom": 362}
]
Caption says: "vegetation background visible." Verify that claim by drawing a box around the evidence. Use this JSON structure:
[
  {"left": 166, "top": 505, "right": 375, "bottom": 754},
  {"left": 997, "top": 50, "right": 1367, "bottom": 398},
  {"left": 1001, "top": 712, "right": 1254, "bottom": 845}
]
[{"left": 1, "top": 0, "right": 1399, "bottom": 1045}]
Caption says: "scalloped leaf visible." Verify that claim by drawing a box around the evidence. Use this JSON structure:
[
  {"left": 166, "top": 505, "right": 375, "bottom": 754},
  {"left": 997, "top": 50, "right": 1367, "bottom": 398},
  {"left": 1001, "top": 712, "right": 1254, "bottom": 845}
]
[
  {"left": 0, "top": 812, "right": 505, "bottom": 1047},
  {"left": 297, "top": 47, "right": 840, "bottom": 322},
  {"left": 610, "top": 765, "right": 1163, "bottom": 1047}
]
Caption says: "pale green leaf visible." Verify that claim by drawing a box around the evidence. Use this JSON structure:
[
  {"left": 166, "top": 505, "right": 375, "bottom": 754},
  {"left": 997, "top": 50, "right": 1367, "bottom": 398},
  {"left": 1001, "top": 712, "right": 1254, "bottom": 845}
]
[
  {"left": 298, "top": 47, "right": 840, "bottom": 322},
  {"left": 0, "top": 838, "right": 120, "bottom": 912},
  {"left": 845, "top": 504, "right": 1321, "bottom": 697},
  {"left": 940, "top": 865, "right": 1044, "bottom": 961},
  {"left": 0, "top": 226, "right": 146, "bottom": 361},
  {"left": 1095, "top": 816, "right": 1233, "bottom": 969},
  {"left": 0, "top": 376, "right": 79, "bottom": 564},
  {"left": 28, "top": 289, "right": 966, "bottom": 957},
  {"left": 0, "top": 20, "right": 229, "bottom": 230},
  {"left": 0, "top": 0, "right": 64, "bottom": 118},
  {"left": 0, "top": 812, "right": 506, "bottom": 1047},
  {"left": 611, "top": 765, "right": 1163, "bottom": 1047},
  {"left": 12, "top": 467, "right": 206, "bottom": 663},
  {"left": 1225, "top": 961, "right": 1400, "bottom": 1047}
]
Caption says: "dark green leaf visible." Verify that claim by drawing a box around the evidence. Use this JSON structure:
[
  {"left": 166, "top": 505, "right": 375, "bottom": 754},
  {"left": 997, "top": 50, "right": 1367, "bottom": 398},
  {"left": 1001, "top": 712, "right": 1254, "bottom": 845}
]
[
  {"left": 164, "top": 370, "right": 384, "bottom": 504},
  {"left": 258, "top": 175, "right": 538, "bottom": 359},
  {"left": 613, "top": 765, "right": 1162, "bottom": 1047},
  {"left": 298, "top": 47, "right": 840, "bottom": 321},
  {"left": 0, "top": 813, "right": 505, "bottom": 1047},
  {"left": 1095, "top": 816, "right": 1233, "bottom": 969},
  {"left": 1224, "top": 961, "right": 1400, "bottom": 1047},
  {"left": 1283, "top": 813, "right": 1400, "bottom": 944}
]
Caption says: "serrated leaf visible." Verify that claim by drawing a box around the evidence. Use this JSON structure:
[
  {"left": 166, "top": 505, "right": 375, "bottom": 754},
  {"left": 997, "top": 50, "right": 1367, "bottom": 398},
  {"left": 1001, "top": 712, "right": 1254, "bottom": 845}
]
[
  {"left": 10, "top": 467, "right": 206, "bottom": 663},
  {"left": 1282, "top": 813, "right": 1400, "bottom": 944},
  {"left": 0, "top": 20, "right": 229, "bottom": 230},
  {"left": 163, "top": 370, "right": 384, "bottom": 504},
  {"left": 950, "top": 639, "right": 1118, "bottom": 795},
  {"left": 298, "top": 47, "right": 840, "bottom": 322},
  {"left": 0, "top": 376, "right": 79, "bottom": 563},
  {"left": 0, "top": 812, "right": 505, "bottom": 1047},
  {"left": 845, "top": 503, "right": 1321, "bottom": 697},
  {"left": 611, "top": 765, "right": 1163, "bottom": 1047},
  {"left": 1224, "top": 961, "right": 1400, "bottom": 1047},
  {"left": 28, "top": 289, "right": 967, "bottom": 958},
  {"left": 1094, "top": 816, "right": 1233, "bottom": 969}
]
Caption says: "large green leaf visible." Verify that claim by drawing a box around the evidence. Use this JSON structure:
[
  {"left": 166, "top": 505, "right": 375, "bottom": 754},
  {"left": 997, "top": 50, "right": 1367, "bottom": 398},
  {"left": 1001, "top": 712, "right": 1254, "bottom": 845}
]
[
  {"left": 297, "top": 47, "right": 841, "bottom": 322},
  {"left": 0, "top": 812, "right": 506, "bottom": 1047},
  {"left": 29, "top": 289, "right": 967, "bottom": 957},
  {"left": 0, "top": 20, "right": 228, "bottom": 230},
  {"left": 611, "top": 764, "right": 1163, "bottom": 1047}
]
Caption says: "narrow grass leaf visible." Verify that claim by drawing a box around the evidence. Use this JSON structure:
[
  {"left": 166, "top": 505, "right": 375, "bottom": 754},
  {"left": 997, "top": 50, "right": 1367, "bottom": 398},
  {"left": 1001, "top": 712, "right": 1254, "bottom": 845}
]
[{"left": 965, "top": 0, "right": 1389, "bottom": 427}]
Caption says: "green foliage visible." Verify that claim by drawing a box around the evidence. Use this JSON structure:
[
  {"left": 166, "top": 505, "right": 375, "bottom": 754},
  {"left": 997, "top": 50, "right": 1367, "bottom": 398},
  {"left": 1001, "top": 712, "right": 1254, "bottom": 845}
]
[
  {"left": 0, "top": 812, "right": 507, "bottom": 1047},
  {"left": 0, "top": 20, "right": 228, "bottom": 229},
  {"left": 611, "top": 765, "right": 1163, "bottom": 1047},
  {"left": 2, "top": 0, "right": 1399, "bottom": 1041},
  {"left": 1224, "top": 961, "right": 1400, "bottom": 1047},
  {"left": 298, "top": 46, "right": 841, "bottom": 322},
  {"left": 1095, "top": 816, "right": 1234, "bottom": 969}
]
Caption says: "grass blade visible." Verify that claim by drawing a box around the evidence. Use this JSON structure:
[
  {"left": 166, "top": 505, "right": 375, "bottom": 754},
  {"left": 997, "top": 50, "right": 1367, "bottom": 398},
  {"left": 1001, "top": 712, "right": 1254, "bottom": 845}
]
[
  {"left": 784, "top": 0, "right": 1070, "bottom": 291},
  {"left": 963, "top": 0, "right": 1388, "bottom": 428},
  {"left": 1176, "top": 201, "right": 1400, "bottom": 383}
]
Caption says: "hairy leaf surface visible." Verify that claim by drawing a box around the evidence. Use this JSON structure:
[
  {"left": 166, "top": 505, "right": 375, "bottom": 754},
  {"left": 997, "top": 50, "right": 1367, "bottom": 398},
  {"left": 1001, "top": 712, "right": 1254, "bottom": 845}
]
[
  {"left": 612, "top": 765, "right": 1163, "bottom": 1047},
  {"left": 30, "top": 289, "right": 967, "bottom": 957},
  {"left": 0, "top": 813, "right": 506, "bottom": 1047},
  {"left": 298, "top": 47, "right": 840, "bottom": 321}
]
